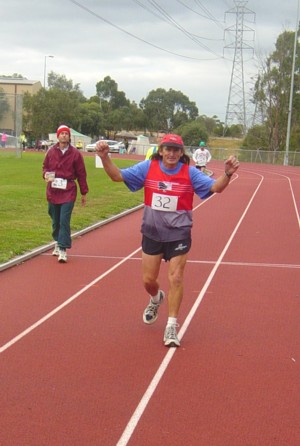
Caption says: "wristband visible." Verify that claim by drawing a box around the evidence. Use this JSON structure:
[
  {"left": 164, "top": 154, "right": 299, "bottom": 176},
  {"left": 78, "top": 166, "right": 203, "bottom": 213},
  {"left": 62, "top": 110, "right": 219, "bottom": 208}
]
[{"left": 225, "top": 171, "right": 233, "bottom": 178}]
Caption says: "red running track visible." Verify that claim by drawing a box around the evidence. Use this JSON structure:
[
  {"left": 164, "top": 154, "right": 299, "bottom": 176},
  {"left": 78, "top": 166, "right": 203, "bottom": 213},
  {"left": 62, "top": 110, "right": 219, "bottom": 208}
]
[{"left": 1, "top": 161, "right": 300, "bottom": 446}]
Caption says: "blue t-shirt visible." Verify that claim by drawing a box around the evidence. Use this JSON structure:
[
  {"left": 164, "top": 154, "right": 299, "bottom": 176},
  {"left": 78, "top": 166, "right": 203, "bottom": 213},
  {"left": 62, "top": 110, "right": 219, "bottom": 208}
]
[
  {"left": 121, "top": 160, "right": 215, "bottom": 199},
  {"left": 121, "top": 160, "right": 215, "bottom": 242}
]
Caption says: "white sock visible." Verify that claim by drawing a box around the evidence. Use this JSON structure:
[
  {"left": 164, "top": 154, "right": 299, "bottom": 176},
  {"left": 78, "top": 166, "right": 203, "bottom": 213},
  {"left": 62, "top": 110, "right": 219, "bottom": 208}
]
[
  {"left": 167, "top": 317, "right": 177, "bottom": 326},
  {"left": 150, "top": 290, "right": 161, "bottom": 304}
]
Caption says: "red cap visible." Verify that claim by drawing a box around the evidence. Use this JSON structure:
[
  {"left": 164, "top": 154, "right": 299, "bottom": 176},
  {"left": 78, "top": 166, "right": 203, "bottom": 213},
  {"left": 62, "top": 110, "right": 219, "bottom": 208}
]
[
  {"left": 160, "top": 134, "right": 184, "bottom": 149},
  {"left": 57, "top": 125, "right": 71, "bottom": 138}
]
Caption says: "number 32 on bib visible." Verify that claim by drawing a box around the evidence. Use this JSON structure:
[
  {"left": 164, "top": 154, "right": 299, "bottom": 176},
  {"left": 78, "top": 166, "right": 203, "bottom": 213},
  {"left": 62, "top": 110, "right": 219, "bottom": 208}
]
[{"left": 151, "top": 192, "right": 178, "bottom": 212}]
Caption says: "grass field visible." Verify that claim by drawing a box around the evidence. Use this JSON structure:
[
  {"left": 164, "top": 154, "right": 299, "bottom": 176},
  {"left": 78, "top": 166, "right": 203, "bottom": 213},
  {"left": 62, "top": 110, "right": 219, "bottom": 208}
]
[
  {"left": 0, "top": 138, "right": 243, "bottom": 264},
  {"left": 208, "top": 137, "right": 242, "bottom": 150},
  {"left": 0, "top": 151, "right": 143, "bottom": 264}
]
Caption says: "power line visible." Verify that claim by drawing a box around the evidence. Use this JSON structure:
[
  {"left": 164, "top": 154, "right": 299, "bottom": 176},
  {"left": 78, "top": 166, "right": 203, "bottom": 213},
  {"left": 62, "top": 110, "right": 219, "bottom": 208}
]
[
  {"left": 194, "top": 0, "right": 227, "bottom": 31},
  {"left": 177, "top": 0, "right": 221, "bottom": 22},
  {"left": 69, "top": 0, "right": 224, "bottom": 61},
  {"left": 146, "top": 0, "right": 223, "bottom": 56},
  {"left": 177, "top": 0, "right": 238, "bottom": 45},
  {"left": 134, "top": 0, "right": 224, "bottom": 41}
]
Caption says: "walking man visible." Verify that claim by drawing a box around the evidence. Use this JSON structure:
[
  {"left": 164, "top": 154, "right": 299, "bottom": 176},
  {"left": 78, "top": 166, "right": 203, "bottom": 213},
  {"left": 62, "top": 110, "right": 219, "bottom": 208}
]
[
  {"left": 43, "top": 125, "right": 88, "bottom": 263},
  {"left": 96, "top": 134, "right": 239, "bottom": 347}
]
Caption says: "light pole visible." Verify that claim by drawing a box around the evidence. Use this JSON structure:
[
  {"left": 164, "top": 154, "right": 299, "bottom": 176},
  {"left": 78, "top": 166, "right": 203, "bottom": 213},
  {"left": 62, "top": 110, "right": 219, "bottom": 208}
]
[
  {"left": 43, "top": 55, "right": 54, "bottom": 88},
  {"left": 284, "top": 0, "right": 299, "bottom": 166}
]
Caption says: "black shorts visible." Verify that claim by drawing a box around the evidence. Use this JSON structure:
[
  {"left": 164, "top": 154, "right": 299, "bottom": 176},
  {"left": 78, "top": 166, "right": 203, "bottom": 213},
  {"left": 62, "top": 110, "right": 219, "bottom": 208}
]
[{"left": 142, "top": 235, "right": 191, "bottom": 261}]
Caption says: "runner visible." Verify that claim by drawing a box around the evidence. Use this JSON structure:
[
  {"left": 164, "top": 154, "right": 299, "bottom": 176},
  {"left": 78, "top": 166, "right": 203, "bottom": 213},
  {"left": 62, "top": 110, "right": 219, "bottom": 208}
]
[
  {"left": 95, "top": 133, "right": 239, "bottom": 347},
  {"left": 192, "top": 141, "right": 212, "bottom": 172}
]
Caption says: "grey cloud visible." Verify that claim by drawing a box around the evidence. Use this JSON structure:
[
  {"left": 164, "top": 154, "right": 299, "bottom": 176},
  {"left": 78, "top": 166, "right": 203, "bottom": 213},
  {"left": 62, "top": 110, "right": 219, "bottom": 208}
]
[{"left": 1, "top": 0, "right": 297, "bottom": 119}]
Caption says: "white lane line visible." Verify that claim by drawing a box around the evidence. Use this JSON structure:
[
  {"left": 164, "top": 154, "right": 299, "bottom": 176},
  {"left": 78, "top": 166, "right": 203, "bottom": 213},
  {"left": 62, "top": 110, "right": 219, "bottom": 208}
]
[
  {"left": 0, "top": 247, "right": 142, "bottom": 353},
  {"left": 287, "top": 176, "right": 300, "bottom": 229},
  {"left": 188, "top": 260, "right": 300, "bottom": 269},
  {"left": 1, "top": 170, "right": 264, "bottom": 443},
  {"left": 43, "top": 253, "right": 300, "bottom": 270},
  {"left": 116, "top": 174, "right": 264, "bottom": 446},
  {"left": 0, "top": 171, "right": 240, "bottom": 353},
  {"left": 243, "top": 167, "right": 300, "bottom": 230}
]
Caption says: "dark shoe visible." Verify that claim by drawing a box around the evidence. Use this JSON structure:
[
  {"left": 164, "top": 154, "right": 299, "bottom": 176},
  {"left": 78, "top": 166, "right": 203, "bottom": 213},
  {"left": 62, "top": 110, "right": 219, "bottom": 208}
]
[{"left": 143, "top": 290, "right": 165, "bottom": 324}]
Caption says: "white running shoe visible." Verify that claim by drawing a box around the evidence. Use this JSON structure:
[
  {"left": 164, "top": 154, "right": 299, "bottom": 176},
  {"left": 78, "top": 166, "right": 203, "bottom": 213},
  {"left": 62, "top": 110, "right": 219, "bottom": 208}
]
[
  {"left": 52, "top": 243, "right": 60, "bottom": 256},
  {"left": 143, "top": 290, "right": 165, "bottom": 324},
  {"left": 58, "top": 249, "right": 67, "bottom": 263},
  {"left": 164, "top": 324, "right": 180, "bottom": 347}
]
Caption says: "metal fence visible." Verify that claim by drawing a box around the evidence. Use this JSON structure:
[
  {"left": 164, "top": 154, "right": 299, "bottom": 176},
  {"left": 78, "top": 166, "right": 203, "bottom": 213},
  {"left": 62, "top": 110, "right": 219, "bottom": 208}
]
[
  {"left": 127, "top": 144, "right": 300, "bottom": 166},
  {"left": 186, "top": 147, "right": 300, "bottom": 167}
]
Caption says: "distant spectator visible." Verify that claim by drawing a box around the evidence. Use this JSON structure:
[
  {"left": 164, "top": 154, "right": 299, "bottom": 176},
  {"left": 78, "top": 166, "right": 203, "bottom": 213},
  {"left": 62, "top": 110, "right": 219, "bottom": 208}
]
[
  {"left": 20, "top": 133, "right": 27, "bottom": 150},
  {"left": 1, "top": 132, "right": 7, "bottom": 148},
  {"left": 35, "top": 140, "right": 42, "bottom": 151},
  {"left": 41, "top": 140, "right": 48, "bottom": 151},
  {"left": 76, "top": 140, "right": 83, "bottom": 150},
  {"left": 192, "top": 141, "right": 212, "bottom": 172},
  {"left": 145, "top": 145, "right": 157, "bottom": 160}
]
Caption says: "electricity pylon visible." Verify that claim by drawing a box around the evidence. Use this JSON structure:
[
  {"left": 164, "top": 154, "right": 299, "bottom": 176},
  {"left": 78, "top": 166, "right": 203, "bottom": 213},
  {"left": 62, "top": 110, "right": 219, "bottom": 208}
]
[{"left": 223, "top": 1, "right": 255, "bottom": 136}]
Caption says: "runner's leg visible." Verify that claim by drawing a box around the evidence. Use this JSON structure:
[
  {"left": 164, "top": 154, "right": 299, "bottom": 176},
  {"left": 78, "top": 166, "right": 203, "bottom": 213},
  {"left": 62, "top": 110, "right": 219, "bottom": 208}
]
[
  {"left": 142, "top": 251, "right": 163, "bottom": 296},
  {"left": 167, "top": 253, "right": 188, "bottom": 317}
]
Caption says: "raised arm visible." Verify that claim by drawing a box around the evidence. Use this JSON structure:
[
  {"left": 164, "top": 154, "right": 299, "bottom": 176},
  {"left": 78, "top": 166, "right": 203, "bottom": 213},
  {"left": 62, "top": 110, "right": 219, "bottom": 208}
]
[
  {"left": 95, "top": 141, "right": 124, "bottom": 182},
  {"left": 210, "top": 155, "right": 240, "bottom": 193}
]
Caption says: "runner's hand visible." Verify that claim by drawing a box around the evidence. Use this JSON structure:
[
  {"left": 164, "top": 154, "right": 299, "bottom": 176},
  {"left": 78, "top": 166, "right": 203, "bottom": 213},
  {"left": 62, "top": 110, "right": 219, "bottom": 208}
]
[
  {"left": 96, "top": 141, "right": 110, "bottom": 158},
  {"left": 224, "top": 156, "right": 239, "bottom": 176}
]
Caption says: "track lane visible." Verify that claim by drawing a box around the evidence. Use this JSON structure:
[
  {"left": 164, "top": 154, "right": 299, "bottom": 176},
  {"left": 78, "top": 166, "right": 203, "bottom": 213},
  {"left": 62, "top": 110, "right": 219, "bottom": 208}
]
[
  {"left": 0, "top": 210, "right": 144, "bottom": 345},
  {"left": 125, "top": 167, "right": 300, "bottom": 445},
  {"left": 1, "top": 164, "right": 300, "bottom": 445}
]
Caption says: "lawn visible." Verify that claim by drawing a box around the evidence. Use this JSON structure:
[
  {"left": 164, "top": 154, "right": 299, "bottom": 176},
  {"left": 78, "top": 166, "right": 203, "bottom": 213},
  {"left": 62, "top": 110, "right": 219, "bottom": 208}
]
[{"left": 0, "top": 151, "right": 143, "bottom": 264}]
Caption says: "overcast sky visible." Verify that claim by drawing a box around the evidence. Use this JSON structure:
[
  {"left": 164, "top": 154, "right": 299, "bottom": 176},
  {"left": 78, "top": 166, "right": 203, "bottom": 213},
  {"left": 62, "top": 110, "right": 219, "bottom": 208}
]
[{"left": 1, "top": 0, "right": 298, "bottom": 122}]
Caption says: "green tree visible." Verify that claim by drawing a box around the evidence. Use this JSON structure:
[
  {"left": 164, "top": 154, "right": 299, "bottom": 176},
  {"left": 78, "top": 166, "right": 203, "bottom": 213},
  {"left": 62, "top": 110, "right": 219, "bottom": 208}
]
[
  {"left": 126, "top": 102, "right": 147, "bottom": 132},
  {"left": 79, "top": 100, "right": 104, "bottom": 138},
  {"left": 226, "top": 124, "right": 244, "bottom": 138},
  {"left": 20, "top": 71, "right": 228, "bottom": 145},
  {"left": 195, "top": 115, "right": 225, "bottom": 136},
  {"left": 175, "top": 120, "right": 208, "bottom": 147},
  {"left": 0, "top": 74, "right": 26, "bottom": 79},
  {"left": 250, "top": 29, "right": 300, "bottom": 151},
  {"left": 23, "top": 72, "right": 86, "bottom": 139},
  {"left": 95, "top": 76, "right": 131, "bottom": 136},
  {"left": 48, "top": 71, "right": 82, "bottom": 93},
  {"left": 242, "top": 124, "right": 269, "bottom": 149},
  {"left": 23, "top": 88, "right": 83, "bottom": 139},
  {"left": 96, "top": 76, "right": 129, "bottom": 109},
  {"left": 140, "top": 88, "right": 198, "bottom": 132}
]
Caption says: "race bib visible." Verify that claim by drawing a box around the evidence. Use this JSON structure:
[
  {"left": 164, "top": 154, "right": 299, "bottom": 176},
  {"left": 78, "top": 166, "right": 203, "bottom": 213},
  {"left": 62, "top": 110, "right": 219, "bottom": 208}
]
[
  {"left": 51, "top": 178, "right": 67, "bottom": 189},
  {"left": 151, "top": 193, "right": 178, "bottom": 212}
]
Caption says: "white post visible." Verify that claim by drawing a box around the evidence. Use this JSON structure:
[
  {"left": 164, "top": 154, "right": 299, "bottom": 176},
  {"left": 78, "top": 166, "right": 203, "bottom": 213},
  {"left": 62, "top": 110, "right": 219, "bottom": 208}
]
[
  {"left": 284, "top": 0, "right": 299, "bottom": 166},
  {"left": 43, "top": 55, "right": 54, "bottom": 88}
]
